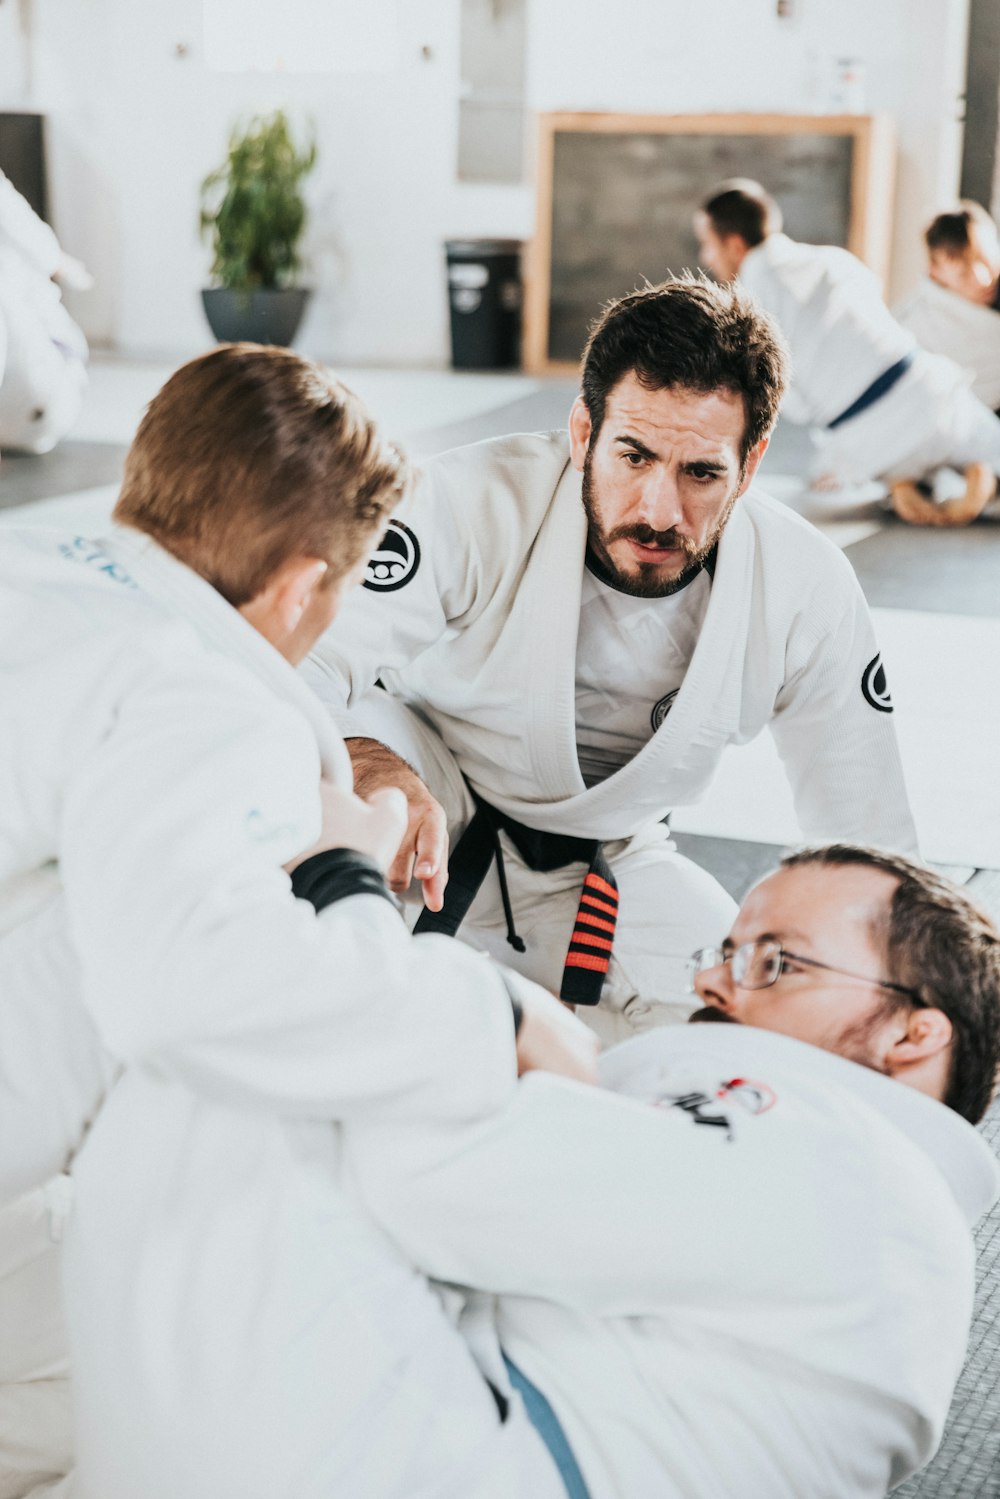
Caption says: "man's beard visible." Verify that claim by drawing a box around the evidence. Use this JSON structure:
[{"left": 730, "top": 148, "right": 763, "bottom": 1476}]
[{"left": 581, "top": 455, "right": 737, "bottom": 599}]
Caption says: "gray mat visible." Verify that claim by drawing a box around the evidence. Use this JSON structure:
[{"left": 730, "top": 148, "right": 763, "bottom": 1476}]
[
  {"left": 671, "top": 832, "right": 786, "bottom": 903},
  {"left": 844, "top": 516, "right": 1000, "bottom": 619},
  {"left": 894, "top": 1095, "right": 1000, "bottom": 1497},
  {"left": 0, "top": 441, "right": 127, "bottom": 510},
  {"left": 409, "top": 380, "right": 578, "bottom": 457}
]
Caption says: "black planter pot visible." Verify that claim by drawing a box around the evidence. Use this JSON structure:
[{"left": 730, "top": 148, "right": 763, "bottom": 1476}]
[{"left": 201, "top": 287, "right": 311, "bottom": 347}]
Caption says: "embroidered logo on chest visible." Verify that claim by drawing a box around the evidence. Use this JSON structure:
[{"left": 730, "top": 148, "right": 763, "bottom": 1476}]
[
  {"left": 657, "top": 1076, "right": 777, "bottom": 1141},
  {"left": 364, "top": 520, "right": 421, "bottom": 592},
  {"left": 651, "top": 689, "right": 679, "bottom": 731}
]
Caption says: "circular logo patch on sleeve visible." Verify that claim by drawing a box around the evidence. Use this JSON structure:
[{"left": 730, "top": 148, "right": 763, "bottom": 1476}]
[
  {"left": 364, "top": 520, "right": 421, "bottom": 592},
  {"left": 861, "top": 653, "right": 893, "bottom": 713}
]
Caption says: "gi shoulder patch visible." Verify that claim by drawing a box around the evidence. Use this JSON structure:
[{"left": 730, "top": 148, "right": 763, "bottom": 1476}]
[
  {"left": 861, "top": 653, "right": 893, "bottom": 713},
  {"left": 364, "top": 520, "right": 420, "bottom": 592}
]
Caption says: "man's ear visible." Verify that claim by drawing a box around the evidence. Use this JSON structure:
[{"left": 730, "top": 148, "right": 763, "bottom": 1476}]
[
  {"left": 273, "top": 557, "right": 329, "bottom": 634},
  {"left": 884, "top": 1007, "right": 953, "bottom": 1076},
  {"left": 736, "top": 435, "right": 770, "bottom": 497},
  {"left": 239, "top": 555, "right": 328, "bottom": 648},
  {"left": 568, "top": 395, "right": 593, "bottom": 472}
]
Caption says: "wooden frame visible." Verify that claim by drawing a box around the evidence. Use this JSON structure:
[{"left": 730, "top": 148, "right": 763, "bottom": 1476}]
[{"left": 523, "top": 111, "right": 896, "bottom": 376}]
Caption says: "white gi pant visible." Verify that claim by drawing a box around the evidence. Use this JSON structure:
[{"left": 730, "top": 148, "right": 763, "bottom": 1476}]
[
  {"left": 812, "top": 351, "right": 1000, "bottom": 488},
  {"left": 351, "top": 691, "right": 737, "bottom": 1046},
  {"left": 0, "top": 1189, "right": 73, "bottom": 1499}
]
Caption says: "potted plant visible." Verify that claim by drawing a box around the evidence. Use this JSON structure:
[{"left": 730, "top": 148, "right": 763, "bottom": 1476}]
[{"left": 199, "top": 110, "right": 317, "bottom": 346}]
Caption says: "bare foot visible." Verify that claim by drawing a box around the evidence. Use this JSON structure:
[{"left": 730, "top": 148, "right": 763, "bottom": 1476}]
[{"left": 890, "top": 464, "right": 996, "bottom": 527}]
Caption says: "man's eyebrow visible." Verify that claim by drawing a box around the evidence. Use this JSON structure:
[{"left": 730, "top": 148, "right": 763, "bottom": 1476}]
[
  {"left": 613, "top": 434, "right": 658, "bottom": 460},
  {"left": 680, "top": 457, "right": 728, "bottom": 473},
  {"left": 723, "top": 928, "right": 811, "bottom": 949}
]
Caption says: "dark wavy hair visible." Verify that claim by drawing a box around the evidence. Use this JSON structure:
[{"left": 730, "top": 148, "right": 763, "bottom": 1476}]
[{"left": 580, "top": 274, "right": 788, "bottom": 464}]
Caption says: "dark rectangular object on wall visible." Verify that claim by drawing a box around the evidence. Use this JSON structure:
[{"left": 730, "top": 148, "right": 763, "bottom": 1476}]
[
  {"left": 525, "top": 112, "right": 896, "bottom": 373},
  {"left": 0, "top": 113, "right": 48, "bottom": 222}
]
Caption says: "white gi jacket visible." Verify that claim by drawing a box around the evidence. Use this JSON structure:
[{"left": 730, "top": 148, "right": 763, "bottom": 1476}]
[
  {"left": 738, "top": 234, "right": 1000, "bottom": 485},
  {"left": 350, "top": 1024, "right": 1000, "bottom": 1498},
  {"left": 0, "top": 524, "right": 544, "bottom": 1498},
  {"left": 894, "top": 276, "right": 1000, "bottom": 411},
  {"left": 0, "top": 172, "right": 87, "bottom": 453},
  {"left": 306, "top": 431, "right": 916, "bottom": 852}
]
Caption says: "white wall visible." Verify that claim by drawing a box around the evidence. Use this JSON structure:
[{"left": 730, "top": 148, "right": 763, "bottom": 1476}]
[{"left": 5, "top": 0, "right": 971, "bottom": 364}]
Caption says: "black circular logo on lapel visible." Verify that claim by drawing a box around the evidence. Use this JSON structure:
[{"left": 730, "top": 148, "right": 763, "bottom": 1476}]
[
  {"left": 364, "top": 520, "right": 420, "bottom": 592},
  {"left": 651, "top": 689, "right": 679, "bottom": 732},
  {"left": 861, "top": 653, "right": 893, "bottom": 713}
]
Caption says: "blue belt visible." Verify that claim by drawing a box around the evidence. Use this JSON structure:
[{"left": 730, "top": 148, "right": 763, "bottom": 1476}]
[
  {"left": 827, "top": 352, "right": 914, "bottom": 429},
  {"left": 503, "top": 1354, "right": 591, "bottom": 1499}
]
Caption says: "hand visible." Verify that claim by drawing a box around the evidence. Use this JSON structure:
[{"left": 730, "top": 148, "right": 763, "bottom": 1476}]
[
  {"left": 348, "top": 737, "right": 449, "bottom": 911},
  {"left": 514, "top": 983, "right": 599, "bottom": 1086},
  {"left": 285, "top": 779, "right": 408, "bottom": 875}
]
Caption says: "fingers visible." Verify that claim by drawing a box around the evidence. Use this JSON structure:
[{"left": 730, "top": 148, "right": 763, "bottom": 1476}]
[{"left": 413, "top": 807, "right": 449, "bottom": 913}]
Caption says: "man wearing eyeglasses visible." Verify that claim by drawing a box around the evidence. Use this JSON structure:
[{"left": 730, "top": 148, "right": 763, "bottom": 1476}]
[{"left": 67, "top": 844, "right": 1000, "bottom": 1497}]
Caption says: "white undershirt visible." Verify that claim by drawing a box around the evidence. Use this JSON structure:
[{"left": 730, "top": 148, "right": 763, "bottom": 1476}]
[{"left": 574, "top": 559, "right": 711, "bottom": 788}]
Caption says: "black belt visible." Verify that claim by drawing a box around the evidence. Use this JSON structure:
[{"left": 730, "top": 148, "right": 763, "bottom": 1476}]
[
  {"left": 827, "top": 352, "right": 914, "bottom": 429},
  {"left": 413, "top": 789, "right": 619, "bottom": 1006}
]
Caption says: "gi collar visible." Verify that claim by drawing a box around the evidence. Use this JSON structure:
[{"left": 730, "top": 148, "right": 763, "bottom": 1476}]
[
  {"left": 600, "top": 1022, "right": 1000, "bottom": 1226},
  {"left": 102, "top": 524, "right": 350, "bottom": 784}
]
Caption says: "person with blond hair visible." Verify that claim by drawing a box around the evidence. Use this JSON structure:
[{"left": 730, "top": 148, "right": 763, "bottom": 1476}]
[{"left": 0, "top": 343, "right": 592, "bottom": 1499}]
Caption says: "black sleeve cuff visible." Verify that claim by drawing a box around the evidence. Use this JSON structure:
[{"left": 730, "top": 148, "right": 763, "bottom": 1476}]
[{"left": 291, "top": 848, "right": 397, "bottom": 916}]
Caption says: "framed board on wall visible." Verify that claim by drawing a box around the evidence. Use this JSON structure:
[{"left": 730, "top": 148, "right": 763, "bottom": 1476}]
[{"left": 524, "top": 112, "right": 896, "bottom": 375}]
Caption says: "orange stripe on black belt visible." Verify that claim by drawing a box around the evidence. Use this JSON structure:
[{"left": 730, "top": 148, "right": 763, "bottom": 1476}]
[
  {"left": 580, "top": 892, "right": 618, "bottom": 918},
  {"left": 564, "top": 951, "right": 611, "bottom": 973},
  {"left": 570, "top": 931, "right": 614, "bottom": 952},
  {"left": 584, "top": 872, "right": 618, "bottom": 902},
  {"left": 561, "top": 848, "right": 618, "bottom": 1006},
  {"left": 574, "top": 911, "right": 615, "bottom": 936}
]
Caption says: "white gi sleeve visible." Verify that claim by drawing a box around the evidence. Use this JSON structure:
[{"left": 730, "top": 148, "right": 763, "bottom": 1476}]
[
  {"left": 769, "top": 571, "right": 918, "bottom": 854},
  {"left": 345, "top": 1068, "right": 881, "bottom": 1317},
  {"left": 59, "top": 645, "right": 518, "bottom": 1127}
]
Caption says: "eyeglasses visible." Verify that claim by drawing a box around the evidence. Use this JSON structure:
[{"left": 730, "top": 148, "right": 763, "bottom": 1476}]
[{"left": 688, "top": 939, "right": 924, "bottom": 1003}]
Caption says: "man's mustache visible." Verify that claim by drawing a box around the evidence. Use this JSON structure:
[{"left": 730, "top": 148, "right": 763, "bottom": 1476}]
[
  {"left": 605, "top": 523, "right": 699, "bottom": 557},
  {"left": 687, "top": 1005, "right": 739, "bottom": 1024}
]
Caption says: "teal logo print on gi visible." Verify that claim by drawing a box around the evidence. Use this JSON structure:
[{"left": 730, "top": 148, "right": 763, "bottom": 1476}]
[
  {"left": 861, "top": 653, "right": 893, "bottom": 713},
  {"left": 364, "top": 519, "right": 420, "bottom": 592}
]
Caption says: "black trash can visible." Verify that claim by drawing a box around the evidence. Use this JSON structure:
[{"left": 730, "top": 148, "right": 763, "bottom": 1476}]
[{"left": 445, "top": 239, "right": 522, "bottom": 369}]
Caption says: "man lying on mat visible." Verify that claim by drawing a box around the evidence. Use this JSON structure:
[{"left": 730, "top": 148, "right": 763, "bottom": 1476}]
[{"left": 66, "top": 844, "right": 1000, "bottom": 1499}]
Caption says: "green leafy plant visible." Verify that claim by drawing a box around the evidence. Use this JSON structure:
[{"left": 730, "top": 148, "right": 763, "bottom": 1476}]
[{"left": 200, "top": 111, "right": 317, "bottom": 290}]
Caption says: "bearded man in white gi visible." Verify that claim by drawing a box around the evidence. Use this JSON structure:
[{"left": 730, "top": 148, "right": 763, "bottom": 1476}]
[
  {"left": 696, "top": 180, "right": 1000, "bottom": 527},
  {"left": 894, "top": 201, "right": 1000, "bottom": 413},
  {"left": 0, "top": 344, "right": 593, "bottom": 1498},
  {"left": 304, "top": 276, "right": 916, "bottom": 1043},
  {"left": 63, "top": 843, "right": 1000, "bottom": 1498},
  {"left": 0, "top": 168, "right": 90, "bottom": 455}
]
